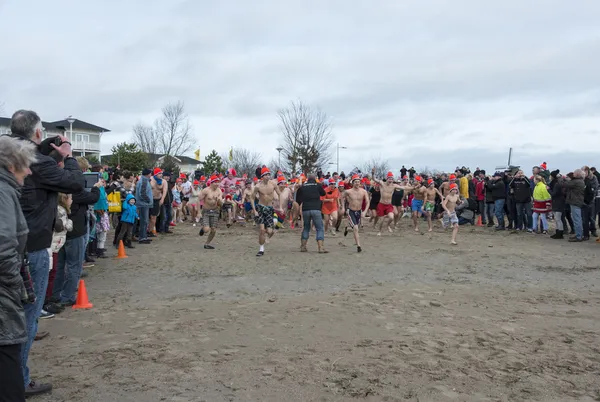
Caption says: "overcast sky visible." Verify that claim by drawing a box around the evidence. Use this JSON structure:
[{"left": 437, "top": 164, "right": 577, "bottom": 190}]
[{"left": 1, "top": 0, "right": 599, "bottom": 173}]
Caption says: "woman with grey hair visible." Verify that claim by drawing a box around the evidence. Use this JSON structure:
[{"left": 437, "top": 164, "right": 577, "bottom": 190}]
[{"left": 0, "top": 135, "right": 38, "bottom": 402}]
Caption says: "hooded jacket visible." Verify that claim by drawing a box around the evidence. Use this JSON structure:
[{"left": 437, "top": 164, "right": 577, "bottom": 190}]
[
  {"left": 0, "top": 167, "right": 29, "bottom": 345},
  {"left": 296, "top": 179, "right": 326, "bottom": 211},
  {"left": 550, "top": 179, "right": 566, "bottom": 213},
  {"left": 135, "top": 175, "right": 153, "bottom": 207},
  {"left": 121, "top": 194, "right": 139, "bottom": 224},
  {"left": 15, "top": 137, "right": 84, "bottom": 252}
]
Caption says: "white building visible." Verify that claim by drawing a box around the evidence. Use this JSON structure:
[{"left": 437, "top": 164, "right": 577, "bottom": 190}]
[{"left": 0, "top": 116, "right": 110, "bottom": 161}]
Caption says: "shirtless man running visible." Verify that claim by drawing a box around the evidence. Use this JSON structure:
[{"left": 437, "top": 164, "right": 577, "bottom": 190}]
[
  {"left": 372, "top": 169, "right": 412, "bottom": 236},
  {"left": 343, "top": 175, "right": 369, "bottom": 252},
  {"left": 198, "top": 175, "right": 223, "bottom": 249},
  {"left": 423, "top": 178, "right": 438, "bottom": 232},
  {"left": 440, "top": 174, "right": 457, "bottom": 197},
  {"left": 410, "top": 176, "right": 428, "bottom": 232},
  {"left": 252, "top": 167, "right": 283, "bottom": 256},
  {"left": 441, "top": 183, "right": 460, "bottom": 245}
]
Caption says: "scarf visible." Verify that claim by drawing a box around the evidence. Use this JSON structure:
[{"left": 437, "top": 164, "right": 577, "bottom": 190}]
[
  {"left": 533, "top": 181, "right": 551, "bottom": 201},
  {"left": 154, "top": 175, "right": 163, "bottom": 186}
]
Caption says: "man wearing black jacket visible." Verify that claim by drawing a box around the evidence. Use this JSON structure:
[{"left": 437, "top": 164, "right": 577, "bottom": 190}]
[
  {"left": 488, "top": 172, "right": 507, "bottom": 230},
  {"left": 296, "top": 174, "right": 327, "bottom": 253},
  {"left": 509, "top": 171, "right": 532, "bottom": 232},
  {"left": 52, "top": 181, "right": 100, "bottom": 307},
  {"left": 10, "top": 110, "right": 84, "bottom": 397}
]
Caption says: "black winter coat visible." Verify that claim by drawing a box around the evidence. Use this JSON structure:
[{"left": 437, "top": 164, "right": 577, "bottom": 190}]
[
  {"left": 67, "top": 187, "right": 100, "bottom": 240},
  {"left": 17, "top": 140, "right": 84, "bottom": 252},
  {"left": 509, "top": 177, "right": 531, "bottom": 203},
  {"left": 487, "top": 179, "right": 506, "bottom": 200},
  {"left": 550, "top": 179, "right": 566, "bottom": 213}
]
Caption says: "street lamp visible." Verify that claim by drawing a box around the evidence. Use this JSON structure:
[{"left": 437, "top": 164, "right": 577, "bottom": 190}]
[
  {"left": 336, "top": 142, "right": 347, "bottom": 173},
  {"left": 66, "top": 115, "right": 75, "bottom": 142},
  {"left": 276, "top": 147, "right": 283, "bottom": 170}
]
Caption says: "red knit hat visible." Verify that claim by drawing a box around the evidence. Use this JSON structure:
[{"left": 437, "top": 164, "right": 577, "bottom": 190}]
[
  {"left": 209, "top": 175, "right": 220, "bottom": 184},
  {"left": 153, "top": 167, "right": 163, "bottom": 176},
  {"left": 415, "top": 175, "right": 422, "bottom": 182},
  {"left": 261, "top": 167, "right": 271, "bottom": 177},
  {"left": 427, "top": 178, "right": 434, "bottom": 186},
  {"left": 351, "top": 174, "right": 360, "bottom": 181},
  {"left": 387, "top": 171, "right": 394, "bottom": 178},
  {"left": 277, "top": 176, "right": 286, "bottom": 183},
  {"left": 449, "top": 183, "right": 458, "bottom": 191},
  {"left": 449, "top": 174, "right": 456, "bottom": 181},
  {"left": 193, "top": 180, "right": 199, "bottom": 185}
]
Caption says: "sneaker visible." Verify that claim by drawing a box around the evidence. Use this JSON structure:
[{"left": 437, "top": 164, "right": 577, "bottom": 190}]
[
  {"left": 568, "top": 237, "right": 583, "bottom": 243},
  {"left": 170, "top": 222, "right": 176, "bottom": 227},
  {"left": 60, "top": 300, "right": 75, "bottom": 307},
  {"left": 39, "top": 310, "right": 54, "bottom": 319},
  {"left": 44, "top": 303, "right": 64, "bottom": 314},
  {"left": 204, "top": 244, "right": 215, "bottom": 249},
  {"left": 139, "top": 239, "right": 152, "bottom": 244},
  {"left": 85, "top": 256, "right": 96, "bottom": 263},
  {"left": 25, "top": 381, "right": 52, "bottom": 397},
  {"left": 82, "top": 262, "right": 94, "bottom": 269}
]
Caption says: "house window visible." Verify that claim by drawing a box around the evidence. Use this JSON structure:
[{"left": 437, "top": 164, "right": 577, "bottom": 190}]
[{"left": 76, "top": 134, "right": 89, "bottom": 142}]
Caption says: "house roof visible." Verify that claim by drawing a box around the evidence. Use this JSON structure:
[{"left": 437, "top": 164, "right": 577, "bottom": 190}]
[
  {"left": 0, "top": 116, "right": 109, "bottom": 132},
  {"left": 102, "top": 153, "right": 199, "bottom": 166},
  {"left": 48, "top": 119, "right": 110, "bottom": 132}
]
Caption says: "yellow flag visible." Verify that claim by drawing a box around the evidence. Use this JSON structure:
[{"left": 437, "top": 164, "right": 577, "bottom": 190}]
[
  {"left": 194, "top": 148, "right": 200, "bottom": 161},
  {"left": 229, "top": 147, "right": 233, "bottom": 161}
]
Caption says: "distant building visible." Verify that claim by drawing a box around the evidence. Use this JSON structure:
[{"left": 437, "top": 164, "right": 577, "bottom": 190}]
[
  {"left": 100, "top": 153, "right": 201, "bottom": 173},
  {"left": 0, "top": 116, "right": 110, "bottom": 162}
]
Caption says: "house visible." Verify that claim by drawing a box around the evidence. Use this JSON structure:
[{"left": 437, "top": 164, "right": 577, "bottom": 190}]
[
  {"left": 0, "top": 116, "right": 110, "bottom": 162},
  {"left": 100, "top": 152, "right": 201, "bottom": 173}
]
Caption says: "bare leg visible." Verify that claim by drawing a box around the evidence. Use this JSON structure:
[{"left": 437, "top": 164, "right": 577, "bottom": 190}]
[
  {"left": 451, "top": 224, "right": 458, "bottom": 245},
  {"left": 386, "top": 212, "right": 394, "bottom": 233},
  {"left": 393, "top": 206, "right": 400, "bottom": 227},
  {"left": 267, "top": 228, "right": 274, "bottom": 238},
  {"left": 323, "top": 213, "right": 331, "bottom": 233},
  {"left": 330, "top": 211, "right": 338, "bottom": 235},
  {"left": 259, "top": 227, "right": 266, "bottom": 245},
  {"left": 353, "top": 226, "right": 361, "bottom": 248},
  {"left": 207, "top": 228, "right": 216, "bottom": 245},
  {"left": 413, "top": 212, "right": 419, "bottom": 232},
  {"left": 427, "top": 213, "right": 433, "bottom": 232}
]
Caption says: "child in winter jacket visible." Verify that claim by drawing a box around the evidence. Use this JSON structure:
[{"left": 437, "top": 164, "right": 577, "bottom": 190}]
[
  {"left": 93, "top": 185, "right": 110, "bottom": 258},
  {"left": 116, "top": 194, "right": 138, "bottom": 248},
  {"left": 44, "top": 193, "right": 73, "bottom": 315}
]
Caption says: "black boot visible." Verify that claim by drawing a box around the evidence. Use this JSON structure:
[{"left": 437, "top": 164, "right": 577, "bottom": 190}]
[{"left": 551, "top": 230, "right": 564, "bottom": 239}]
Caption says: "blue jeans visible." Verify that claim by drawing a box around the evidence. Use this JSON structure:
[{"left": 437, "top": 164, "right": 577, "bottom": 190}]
[
  {"left": 159, "top": 204, "right": 170, "bottom": 232},
  {"left": 21, "top": 249, "right": 50, "bottom": 386},
  {"left": 570, "top": 205, "right": 583, "bottom": 239},
  {"left": 52, "top": 235, "right": 86, "bottom": 304},
  {"left": 515, "top": 202, "right": 532, "bottom": 230},
  {"left": 494, "top": 199, "right": 506, "bottom": 228},
  {"left": 138, "top": 206, "right": 150, "bottom": 240},
  {"left": 302, "top": 210, "right": 325, "bottom": 241}
]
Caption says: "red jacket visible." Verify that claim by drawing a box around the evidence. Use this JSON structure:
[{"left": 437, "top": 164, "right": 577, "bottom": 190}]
[{"left": 476, "top": 180, "right": 486, "bottom": 201}]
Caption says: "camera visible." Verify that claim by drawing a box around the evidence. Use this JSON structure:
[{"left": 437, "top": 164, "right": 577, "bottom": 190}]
[{"left": 38, "top": 136, "right": 69, "bottom": 156}]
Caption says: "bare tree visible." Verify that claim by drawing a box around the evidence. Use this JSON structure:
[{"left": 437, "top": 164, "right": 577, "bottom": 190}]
[
  {"left": 360, "top": 156, "right": 391, "bottom": 179},
  {"left": 133, "top": 101, "right": 194, "bottom": 157},
  {"left": 278, "top": 100, "right": 333, "bottom": 175},
  {"left": 418, "top": 166, "right": 443, "bottom": 177},
  {"left": 132, "top": 123, "right": 159, "bottom": 155},
  {"left": 155, "top": 101, "right": 194, "bottom": 156},
  {"left": 221, "top": 148, "right": 263, "bottom": 176}
]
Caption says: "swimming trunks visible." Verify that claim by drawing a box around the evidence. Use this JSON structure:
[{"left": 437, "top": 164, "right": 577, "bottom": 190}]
[
  {"left": 442, "top": 211, "right": 459, "bottom": 227},
  {"left": 347, "top": 209, "right": 361, "bottom": 228},
  {"left": 255, "top": 204, "right": 275, "bottom": 228},
  {"left": 411, "top": 199, "right": 424, "bottom": 214},
  {"left": 244, "top": 201, "right": 253, "bottom": 212},
  {"left": 376, "top": 203, "right": 394, "bottom": 217},
  {"left": 424, "top": 201, "right": 434, "bottom": 213},
  {"left": 201, "top": 209, "right": 219, "bottom": 228},
  {"left": 391, "top": 189, "right": 404, "bottom": 207}
]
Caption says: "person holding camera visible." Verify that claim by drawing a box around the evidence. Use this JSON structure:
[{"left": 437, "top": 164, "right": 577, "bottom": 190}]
[{"left": 9, "top": 110, "right": 84, "bottom": 397}]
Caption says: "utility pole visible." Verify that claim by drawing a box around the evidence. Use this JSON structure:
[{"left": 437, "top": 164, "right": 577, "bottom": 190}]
[{"left": 336, "top": 142, "right": 347, "bottom": 173}]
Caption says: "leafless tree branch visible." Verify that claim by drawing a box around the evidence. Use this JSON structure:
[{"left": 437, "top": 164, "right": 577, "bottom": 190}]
[
  {"left": 278, "top": 100, "right": 333, "bottom": 175},
  {"left": 221, "top": 148, "right": 263, "bottom": 176},
  {"left": 132, "top": 123, "right": 159, "bottom": 155}
]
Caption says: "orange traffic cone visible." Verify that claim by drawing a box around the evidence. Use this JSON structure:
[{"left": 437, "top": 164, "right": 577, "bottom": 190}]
[
  {"left": 476, "top": 215, "right": 483, "bottom": 227},
  {"left": 72, "top": 279, "right": 93, "bottom": 309},
  {"left": 116, "top": 240, "right": 128, "bottom": 259}
]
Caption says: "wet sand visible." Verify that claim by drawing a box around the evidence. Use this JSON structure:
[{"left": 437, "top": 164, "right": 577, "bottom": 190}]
[{"left": 33, "top": 219, "right": 600, "bottom": 401}]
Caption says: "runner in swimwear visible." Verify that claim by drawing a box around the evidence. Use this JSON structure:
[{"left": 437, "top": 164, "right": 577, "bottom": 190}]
[
  {"left": 335, "top": 182, "right": 347, "bottom": 233},
  {"left": 343, "top": 174, "right": 369, "bottom": 252},
  {"left": 180, "top": 174, "right": 192, "bottom": 220},
  {"left": 372, "top": 169, "right": 412, "bottom": 236},
  {"left": 442, "top": 183, "right": 460, "bottom": 245},
  {"left": 440, "top": 174, "right": 457, "bottom": 197},
  {"left": 252, "top": 166, "right": 284, "bottom": 256},
  {"left": 198, "top": 175, "right": 223, "bottom": 249},
  {"left": 368, "top": 182, "right": 381, "bottom": 227},
  {"left": 391, "top": 178, "right": 405, "bottom": 228},
  {"left": 242, "top": 181, "right": 255, "bottom": 223},
  {"left": 423, "top": 178, "right": 438, "bottom": 232},
  {"left": 188, "top": 180, "right": 201, "bottom": 223},
  {"left": 411, "top": 176, "right": 428, "bottom": 232},
  {"left": 321, "top": 180, "right": 340, "bottom": 236},
  {"left": 273, "top": 176, "right": 289, "bottom": 228}
]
